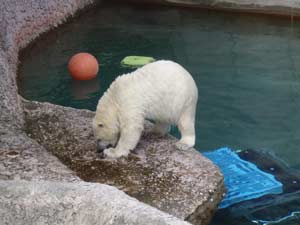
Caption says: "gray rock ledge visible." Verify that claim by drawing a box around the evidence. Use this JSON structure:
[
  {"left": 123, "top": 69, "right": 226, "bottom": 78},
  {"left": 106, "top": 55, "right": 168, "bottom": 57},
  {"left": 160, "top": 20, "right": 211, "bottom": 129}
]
[
  {"left": 23, "top": 99, "right": 225, "bottom": 225},
  {"left": 0, "top": 180, "right": 191, "bottom": 225}
]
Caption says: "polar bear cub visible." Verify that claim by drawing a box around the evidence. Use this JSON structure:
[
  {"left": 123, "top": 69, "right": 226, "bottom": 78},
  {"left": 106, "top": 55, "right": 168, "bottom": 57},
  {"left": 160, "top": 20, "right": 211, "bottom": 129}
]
[{"left": 93, "top": 60, "right": 198, "bottom": 159}]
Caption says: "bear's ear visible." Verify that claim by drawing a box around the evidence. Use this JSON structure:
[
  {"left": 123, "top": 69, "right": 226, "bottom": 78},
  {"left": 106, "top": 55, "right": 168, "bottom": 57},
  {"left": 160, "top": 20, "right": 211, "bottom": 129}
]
[{"left": 98, "top": 123, "right": 104, "bottom": 127}]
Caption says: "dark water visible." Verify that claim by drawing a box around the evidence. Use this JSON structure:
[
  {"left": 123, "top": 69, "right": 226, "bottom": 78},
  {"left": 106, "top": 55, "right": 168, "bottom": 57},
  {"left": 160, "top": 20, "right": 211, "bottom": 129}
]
[{"left": 19, "top": 3, "right": 300, "bottom": 224}]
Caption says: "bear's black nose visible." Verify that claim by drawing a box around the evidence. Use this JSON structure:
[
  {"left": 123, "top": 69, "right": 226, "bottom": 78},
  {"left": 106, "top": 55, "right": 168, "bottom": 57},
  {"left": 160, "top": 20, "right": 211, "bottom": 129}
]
[
  {"left": 97, "top": 141, "right": 105, "bottom": 153},
  {"left": 99, "top": 152, "right": 105, "bottom": 159}
]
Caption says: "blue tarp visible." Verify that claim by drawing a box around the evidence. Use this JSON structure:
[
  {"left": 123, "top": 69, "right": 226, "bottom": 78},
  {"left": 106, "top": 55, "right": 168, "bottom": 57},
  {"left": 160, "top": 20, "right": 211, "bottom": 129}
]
[{"left": 203, "top": 147, "right": 283, "bottom": 208}]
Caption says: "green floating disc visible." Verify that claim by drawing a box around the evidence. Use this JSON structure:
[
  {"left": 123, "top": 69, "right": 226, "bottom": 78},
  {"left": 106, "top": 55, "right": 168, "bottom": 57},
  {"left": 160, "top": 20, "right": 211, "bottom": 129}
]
[{"left": 121, "top": 56, "right": 155, "bottom": 68}]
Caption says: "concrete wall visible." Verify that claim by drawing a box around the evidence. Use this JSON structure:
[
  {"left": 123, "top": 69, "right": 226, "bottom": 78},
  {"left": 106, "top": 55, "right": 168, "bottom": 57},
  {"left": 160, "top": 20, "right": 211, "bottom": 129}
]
[{"left": 127, "top": 0, "right": 300, "bottom": 17}]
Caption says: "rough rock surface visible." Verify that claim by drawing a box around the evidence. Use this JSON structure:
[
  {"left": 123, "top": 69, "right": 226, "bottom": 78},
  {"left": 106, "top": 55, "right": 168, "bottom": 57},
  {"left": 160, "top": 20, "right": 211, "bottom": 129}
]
[
  {"left": 0, "top": 129, "right": 79, "bottom": 182},
  {"left": 0, "top": 0, "right": 226, "bottom": 224},
  {"left": 0, "top": 0, "right": 99, "bottom": 182},
  {"left": 126, "top": 0, "right": 300, "bottom": 17},
  {"left": 0, "top": 180, "right": 191, "bottom": 225},
  {"left": 22, "top": 99, "right": 225, "bottom": 225}
]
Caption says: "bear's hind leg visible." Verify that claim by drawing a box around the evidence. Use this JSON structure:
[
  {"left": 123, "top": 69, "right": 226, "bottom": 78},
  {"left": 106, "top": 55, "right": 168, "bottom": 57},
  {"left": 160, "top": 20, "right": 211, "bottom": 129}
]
[{"left": 176, "top": 107, "right": 196, "bottom": 151}]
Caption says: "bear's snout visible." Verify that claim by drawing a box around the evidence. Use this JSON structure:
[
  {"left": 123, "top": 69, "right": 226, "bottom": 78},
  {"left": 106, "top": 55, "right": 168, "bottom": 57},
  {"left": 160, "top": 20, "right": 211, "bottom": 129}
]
[
  {"left": 97, "top": 140, "right": 113, "bottom": 153},
  {"left": 97, "top": 140, "right": 106, "bottom": 153}
]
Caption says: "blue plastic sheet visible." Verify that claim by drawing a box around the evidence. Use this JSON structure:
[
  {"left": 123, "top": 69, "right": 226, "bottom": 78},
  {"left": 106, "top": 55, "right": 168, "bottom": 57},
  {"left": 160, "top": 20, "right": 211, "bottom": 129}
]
[{"left": 204, "top": 147, "right": 283, "bottom": 208}]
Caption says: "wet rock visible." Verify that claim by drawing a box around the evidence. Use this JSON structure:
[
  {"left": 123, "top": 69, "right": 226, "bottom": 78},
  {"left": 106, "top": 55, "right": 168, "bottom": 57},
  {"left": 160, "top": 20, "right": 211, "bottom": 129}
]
[{"left": 23, "top": 99, "right": 225, "bottom": 225}]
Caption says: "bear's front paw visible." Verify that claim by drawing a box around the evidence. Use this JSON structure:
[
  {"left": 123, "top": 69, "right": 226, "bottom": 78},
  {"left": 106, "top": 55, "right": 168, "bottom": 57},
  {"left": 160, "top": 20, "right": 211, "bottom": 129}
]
[
  {"left": 175, "top": 142, "right": 192, "bottom": 151},
  {"left": 102, "top": 147, "right": 129, "bottom": 159}
]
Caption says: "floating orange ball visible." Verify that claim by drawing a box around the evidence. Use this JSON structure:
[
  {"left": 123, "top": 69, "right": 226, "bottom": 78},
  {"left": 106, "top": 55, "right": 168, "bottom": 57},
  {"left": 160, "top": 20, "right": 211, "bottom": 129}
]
[{"left": 68, "top": 53, "right": 99, "bottom": 80}]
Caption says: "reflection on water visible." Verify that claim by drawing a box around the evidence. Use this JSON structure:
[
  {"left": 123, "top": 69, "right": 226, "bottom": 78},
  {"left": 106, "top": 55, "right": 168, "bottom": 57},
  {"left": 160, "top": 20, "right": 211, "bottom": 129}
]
[{"left": 71, "top": 78, "right": 100, "bottom": 100}]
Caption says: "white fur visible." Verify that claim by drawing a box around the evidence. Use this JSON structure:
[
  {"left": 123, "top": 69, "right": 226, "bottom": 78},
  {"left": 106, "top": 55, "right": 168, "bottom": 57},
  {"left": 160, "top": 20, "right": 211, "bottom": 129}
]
[{"left": 93, "top": 60, "right": 198, "bottom": 159}]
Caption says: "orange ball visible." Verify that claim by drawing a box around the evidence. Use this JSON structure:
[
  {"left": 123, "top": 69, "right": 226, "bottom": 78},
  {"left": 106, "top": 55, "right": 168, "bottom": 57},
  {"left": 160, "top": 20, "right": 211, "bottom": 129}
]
[{"left": 68, "top": 53, "right": 99, "bottom": 80}]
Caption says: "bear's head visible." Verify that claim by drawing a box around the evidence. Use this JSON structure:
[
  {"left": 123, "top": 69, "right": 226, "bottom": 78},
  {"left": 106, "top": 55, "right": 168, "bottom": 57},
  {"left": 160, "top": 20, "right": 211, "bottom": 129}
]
[{"left": 92, "top": 105, "right": 120, "bottom": 153}]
